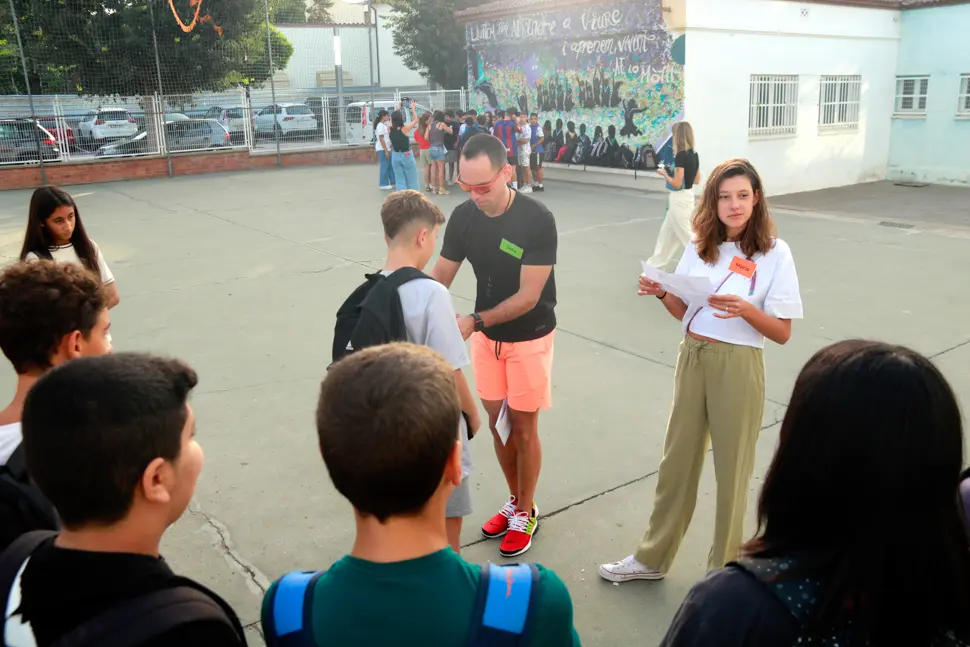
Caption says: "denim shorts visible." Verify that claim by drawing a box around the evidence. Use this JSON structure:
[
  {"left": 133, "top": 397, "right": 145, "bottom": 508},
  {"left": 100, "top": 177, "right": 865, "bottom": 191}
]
[{"left": 429, "top": 145, "right": 446, "bottom": 162}]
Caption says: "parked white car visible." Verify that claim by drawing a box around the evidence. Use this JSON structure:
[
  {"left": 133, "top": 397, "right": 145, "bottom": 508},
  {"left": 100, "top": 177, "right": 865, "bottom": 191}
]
[
  {"left": 254, "top": 103, "right": 317, "bottom": 137},
  {"left": 76, "top": 108, "right": 138, "bottom": 143}
]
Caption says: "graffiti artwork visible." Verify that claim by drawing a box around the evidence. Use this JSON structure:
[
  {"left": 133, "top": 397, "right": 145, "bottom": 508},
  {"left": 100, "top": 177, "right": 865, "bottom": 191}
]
[{"left": 466, "top": 0, "right": 684, "bottom": 166}]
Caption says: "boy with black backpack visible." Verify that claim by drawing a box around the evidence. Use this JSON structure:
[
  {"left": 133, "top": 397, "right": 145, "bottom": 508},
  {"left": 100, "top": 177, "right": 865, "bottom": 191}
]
[
  {"left": 0, "top": 353, "right": 246, "bottom": 646},
  {"left": 0, "top": 261, "right": 113, "bottom": 552},
  {"left": 262, "top": 343, "right": 581, "bottom": 646},
  {"left": 331, "top": 190, "right": 479, "bottom": 551}
]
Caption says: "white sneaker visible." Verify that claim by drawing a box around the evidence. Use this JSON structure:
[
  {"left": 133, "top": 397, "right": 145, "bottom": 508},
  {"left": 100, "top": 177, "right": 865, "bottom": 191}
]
[
  {"left": 380, "top": 185, "right": 394, "bottom": 190},
  {"left": 519, "top": 186, "right": 533, "bottom": 194},
  {"left": 598, "top": 555, "right": 665, "bottom": 582}
]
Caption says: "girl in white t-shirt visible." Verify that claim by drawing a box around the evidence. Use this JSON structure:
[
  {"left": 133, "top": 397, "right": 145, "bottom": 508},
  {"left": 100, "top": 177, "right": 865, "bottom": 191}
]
[
  {"left": 600, "top": 158, "right": 803, "bottom": 583},
  {"left": 20, "top": 186, "right": 120, "bottom": 309}
]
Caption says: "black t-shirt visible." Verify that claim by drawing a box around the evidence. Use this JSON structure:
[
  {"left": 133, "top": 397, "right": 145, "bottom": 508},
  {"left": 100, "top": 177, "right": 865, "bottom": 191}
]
[
  {"left": 5, "top": 537, "right": 246, "bottom": 647},
  {"left": 440, "top": 193, "right": 557, "bottom": 343},
  {"left": 660, "top": 566, "right": 798, "bottom": 647},
  {"left": 443, "top": 121, "right": 458, "bottom": 150},
  {"left": 675, "top": 149, "right": 700, "bottom": 190},
  {"left": 389, "top": 128, "right": 411, "bottom": 153}
]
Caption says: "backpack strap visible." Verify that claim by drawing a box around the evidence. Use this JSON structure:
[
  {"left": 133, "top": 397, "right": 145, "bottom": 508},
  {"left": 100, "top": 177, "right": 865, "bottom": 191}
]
[
  {"left": 48, "top": 585, "right": 239, "bottom": 647},
  {"left": 264, "top": 570, "right": 326, "bottom": 647},
  {"left": 0, "top": 529, "right": 56, "bottom": 611},
  {"left": 732, "top": 556, "right": 820, "bottom": 623},
  {"left": 466, "top": 563, "right": 538, "bottom": 647},
  {"left": 381, "top": 267, "right": 429, "bottom": 290},
  {"left": 960, "top": 471, "right": 970, "bottom": 532},
  {"left": 1, "top": 444, "right": 60, "bottom": 529}
]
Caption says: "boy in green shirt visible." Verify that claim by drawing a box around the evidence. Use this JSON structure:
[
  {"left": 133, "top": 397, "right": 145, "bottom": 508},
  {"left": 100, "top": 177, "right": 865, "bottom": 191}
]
[{"left": 261, "top": 343, "right": 580, "bottom": 646}]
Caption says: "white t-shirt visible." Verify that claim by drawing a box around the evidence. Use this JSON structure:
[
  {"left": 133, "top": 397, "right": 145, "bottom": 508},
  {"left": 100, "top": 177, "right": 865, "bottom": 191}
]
[
  {"left": 382, "top": 272, "right": 473, "bottom": 479},
  {"left": 517, "top": 126, "right": 531, "bottom": 157},
  {"left": 0, "top": 422, "right": 22, "bottom": 465},
  {"left": 25, "top": 241, "right": 114, "bottom": 285},
  {"left": 374, "top": 122, "right": 389, "bottom": 152},
  {"left": 676, "top": 239, "right": 803, "bottom": 348}
]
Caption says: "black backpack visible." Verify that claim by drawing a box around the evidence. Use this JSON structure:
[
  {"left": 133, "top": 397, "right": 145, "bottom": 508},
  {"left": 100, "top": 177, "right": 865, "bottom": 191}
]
[
  {"left": 0, "top": 444, "right": 59, "bottom": 551},
  {"left": 0, "top": 531, "right": 246, "bottom": 647},
  {"left": 459, "top": 124, "right": 482, "bottom": 152},
  {"left": 331, "top": 268, "right": 428, "bottom": 366}
]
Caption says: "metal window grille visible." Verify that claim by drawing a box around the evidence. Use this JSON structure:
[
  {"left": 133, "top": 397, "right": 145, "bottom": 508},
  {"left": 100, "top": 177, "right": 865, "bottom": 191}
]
[
  {"left": 819, "top": 75, "right": 861, "bottom": 130},
  {"left": 894, "top": 76, "right": 930, "bottom": 114},
  {"left": 749, "top": 75, "right": 798, "bottom": 136},
  {"left": 958, "top": 75, "right": 970, "bottom": 115}
]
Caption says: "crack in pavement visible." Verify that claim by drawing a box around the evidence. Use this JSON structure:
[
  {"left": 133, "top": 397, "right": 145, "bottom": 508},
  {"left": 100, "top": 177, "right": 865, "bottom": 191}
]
[
  {"left": 189, "top": 502, "right": 271, "bottom": 596},
  {"left": 461, "top": 419, "right": 783, "bottom": 551},
  {"left": 931, "top": 338, "right": 970, "bottom": 359}
]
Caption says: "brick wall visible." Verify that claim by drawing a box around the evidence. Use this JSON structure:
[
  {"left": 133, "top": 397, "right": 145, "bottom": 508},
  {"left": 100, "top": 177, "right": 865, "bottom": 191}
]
[{"left": 0, "top": 145, "right": 380, "bottom": 191}]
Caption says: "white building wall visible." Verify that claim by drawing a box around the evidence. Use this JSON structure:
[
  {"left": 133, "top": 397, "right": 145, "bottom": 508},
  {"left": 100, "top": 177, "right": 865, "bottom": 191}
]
[{"left": 684, "top": 0, "right": 900, "bottom": 196}]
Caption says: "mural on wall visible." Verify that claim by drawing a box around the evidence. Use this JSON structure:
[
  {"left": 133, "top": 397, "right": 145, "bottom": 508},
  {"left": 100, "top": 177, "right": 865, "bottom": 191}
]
[{"left": 466, "top": 0, "right": 685, "bottom": 166}]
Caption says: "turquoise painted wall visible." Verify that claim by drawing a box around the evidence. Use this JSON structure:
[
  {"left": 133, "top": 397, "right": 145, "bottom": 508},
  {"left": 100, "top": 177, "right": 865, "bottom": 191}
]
[{"left": 888, "top": 4, "right": 970, "bottom": 186}]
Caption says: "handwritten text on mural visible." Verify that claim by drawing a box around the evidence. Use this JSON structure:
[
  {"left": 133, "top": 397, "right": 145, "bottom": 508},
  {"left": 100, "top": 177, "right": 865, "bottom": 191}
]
[{"left": 467, "top": 6, "right": 630, "bottom": 45}]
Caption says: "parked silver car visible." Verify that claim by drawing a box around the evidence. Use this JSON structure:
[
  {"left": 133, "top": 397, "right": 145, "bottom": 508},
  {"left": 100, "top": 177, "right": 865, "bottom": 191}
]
[
  {"left": 0, "top": 119, "right": 62, "bottom": 164},
  {"left": 96, "top": 119, "right": 230, "bottom": 157}
]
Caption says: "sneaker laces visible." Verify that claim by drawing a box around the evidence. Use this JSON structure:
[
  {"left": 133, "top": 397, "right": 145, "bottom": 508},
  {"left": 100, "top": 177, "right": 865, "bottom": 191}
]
[
  {"left": 498, "top": 498, "right": 516, "bottom": 519},
  {"left": 508, "top": 511, "right": 531, "bottom": 534}
]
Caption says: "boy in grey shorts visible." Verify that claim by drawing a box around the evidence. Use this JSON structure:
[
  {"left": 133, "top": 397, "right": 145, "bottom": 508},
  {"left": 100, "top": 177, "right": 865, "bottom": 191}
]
[{"left": 377, "top": 190, "right": 481, "bottom": 549}]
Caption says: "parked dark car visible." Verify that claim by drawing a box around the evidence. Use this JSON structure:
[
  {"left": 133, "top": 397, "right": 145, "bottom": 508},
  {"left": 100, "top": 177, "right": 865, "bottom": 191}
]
[{"left": 0, "top": 119, "right": 62, "bottom": 164}]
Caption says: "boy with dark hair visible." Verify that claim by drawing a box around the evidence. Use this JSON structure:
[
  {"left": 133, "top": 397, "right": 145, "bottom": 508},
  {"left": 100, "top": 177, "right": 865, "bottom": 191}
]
[
  {"left": 262, "top": 344, "right": 580, "bottom": 646},
  {"left": 0, "top": 260, "right": 112, "bottom": 551},
  {"left": 491, "top": 109, "right": 518, "bottom": 189},
  {"left": 0, "top": 353, "right": 246, "bottom": 646},
  {"left": 376, "top": 190, "right": 479, "bottom": 550}
]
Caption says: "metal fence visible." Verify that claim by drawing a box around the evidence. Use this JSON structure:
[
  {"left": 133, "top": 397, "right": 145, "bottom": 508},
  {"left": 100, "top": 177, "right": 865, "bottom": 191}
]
[{"left": 0, "top": 0, "right": 466, "bottom": 181}]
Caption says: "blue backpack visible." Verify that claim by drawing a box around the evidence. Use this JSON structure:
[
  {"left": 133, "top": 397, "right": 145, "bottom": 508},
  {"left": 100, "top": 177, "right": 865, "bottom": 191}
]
[{"left": 264, "top": 562, "right": 539, "bottom": 646}]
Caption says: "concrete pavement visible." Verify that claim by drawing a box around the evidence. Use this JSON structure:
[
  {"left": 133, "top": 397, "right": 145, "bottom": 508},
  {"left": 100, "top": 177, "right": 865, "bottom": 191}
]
[{"left": 0, "top": 167, "right": 967, "bottom": 646}]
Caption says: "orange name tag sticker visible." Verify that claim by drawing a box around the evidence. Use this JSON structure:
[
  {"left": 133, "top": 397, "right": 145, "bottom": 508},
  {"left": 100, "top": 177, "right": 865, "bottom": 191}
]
[{"left": 729, "top": 256, "right": 757, "bottom": 279}]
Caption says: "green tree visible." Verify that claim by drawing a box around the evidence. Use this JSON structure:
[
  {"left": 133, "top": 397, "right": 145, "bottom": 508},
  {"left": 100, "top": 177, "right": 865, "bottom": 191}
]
[
  {"left": 4, "top": 0, "right": 293, "bottom": 96},
  {"left": 385, "top": 0, "right": 485, "bottom": 89},
  {"left": 307, "top": 0, "right": 335, "bottom": 23},
  {"left": 269, "top": 0, "right": 307, "bottom": 23}
]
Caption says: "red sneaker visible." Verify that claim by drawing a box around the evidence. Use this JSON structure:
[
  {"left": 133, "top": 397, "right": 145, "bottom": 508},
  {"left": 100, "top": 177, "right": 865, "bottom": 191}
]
[
  {"left": 499, "top": 505, "right": 539, "bottom": 558},
  {"left": 481, "top": 496, "right": 517, "bottom": 539}
]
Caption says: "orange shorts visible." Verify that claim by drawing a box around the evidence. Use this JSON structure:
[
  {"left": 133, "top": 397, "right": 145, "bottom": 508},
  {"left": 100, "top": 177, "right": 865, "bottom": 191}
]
[{"left": 470, "top": 330, "right": 555, "bottom": 412}]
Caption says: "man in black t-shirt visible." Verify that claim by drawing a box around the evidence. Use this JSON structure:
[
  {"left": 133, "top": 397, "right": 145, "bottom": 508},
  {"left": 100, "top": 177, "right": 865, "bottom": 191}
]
[
  {"left": 0, "top": 353, "right": 246, "bottom": 646},
  {"left": 432, "top": 134, "right": 557, "bottom": 559}
]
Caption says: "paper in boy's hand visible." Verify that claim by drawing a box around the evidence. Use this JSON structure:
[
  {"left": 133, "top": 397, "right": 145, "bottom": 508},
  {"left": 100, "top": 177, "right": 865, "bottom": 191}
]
[{"left": 496, "top": 400, "right": 512, "bottom": 446}]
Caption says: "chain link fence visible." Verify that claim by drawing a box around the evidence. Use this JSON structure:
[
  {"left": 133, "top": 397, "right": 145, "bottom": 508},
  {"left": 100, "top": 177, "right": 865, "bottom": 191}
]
[{"left": 0, "top": 0, "right": 466, "bottom": 181}]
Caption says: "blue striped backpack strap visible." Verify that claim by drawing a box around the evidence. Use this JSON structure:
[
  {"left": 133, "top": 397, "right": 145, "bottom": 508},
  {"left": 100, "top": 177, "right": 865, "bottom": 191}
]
[
  {"left": 264, "top": 570, "right": 326, "bottom": 647},
  {"left": 466, "top": 563, "right": 539, "bottom": 647}
]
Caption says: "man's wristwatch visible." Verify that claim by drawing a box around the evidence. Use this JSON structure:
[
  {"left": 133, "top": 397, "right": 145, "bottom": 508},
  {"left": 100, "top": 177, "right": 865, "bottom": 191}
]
[{"left": 471, "top": 313, "right": 485, "bottom": 332}]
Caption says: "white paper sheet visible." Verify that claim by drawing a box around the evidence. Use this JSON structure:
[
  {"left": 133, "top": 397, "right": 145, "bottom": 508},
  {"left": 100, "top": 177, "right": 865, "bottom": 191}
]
[
  {"left": 496, "top": 400, "right": 512, "bottom": 446},
  {"left": 641, "top": 261, "right": 717, "bottom": 305}
]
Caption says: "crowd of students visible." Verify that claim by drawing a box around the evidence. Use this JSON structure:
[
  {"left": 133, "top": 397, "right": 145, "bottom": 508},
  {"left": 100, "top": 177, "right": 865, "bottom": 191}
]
[{"left": 1, "top": 131, "right": 970, "bottom": 646}]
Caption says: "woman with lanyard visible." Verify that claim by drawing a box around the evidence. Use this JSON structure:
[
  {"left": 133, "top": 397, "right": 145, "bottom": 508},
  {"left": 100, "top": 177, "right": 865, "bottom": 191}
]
[
  {"left": 374, "top": 109, "right": 395, "bottom": 190},
  {"left": 388, "top": 102, "right": 421, "bottom": 192},
  {"left": 599, "top": 158, "right": 803, "bottom": 583}
]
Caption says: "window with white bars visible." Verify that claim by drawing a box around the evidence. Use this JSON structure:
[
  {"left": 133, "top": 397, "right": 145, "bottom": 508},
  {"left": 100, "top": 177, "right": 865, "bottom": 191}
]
[
  {"left": 958, "top": 75, "right": 970, "bottom": 115},
  {"left": 819, "top": 75, "right": 861, "bottom": 130},
  {"left": 894, "top": 76, "right": 929, "bottom": 114},
  {"left": 749, "top": 75, "right": 799, "bottom": 136}
]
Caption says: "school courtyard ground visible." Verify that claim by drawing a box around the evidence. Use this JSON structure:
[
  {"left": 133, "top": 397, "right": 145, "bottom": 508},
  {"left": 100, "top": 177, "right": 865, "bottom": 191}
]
[{"left": 0, "top": 166, "right": 967, "bottom": 645}]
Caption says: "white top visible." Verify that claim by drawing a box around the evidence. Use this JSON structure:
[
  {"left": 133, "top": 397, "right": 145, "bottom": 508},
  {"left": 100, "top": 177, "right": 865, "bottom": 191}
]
[
  {"left": 382, "top": 272, "right": 473, "bottom": 479},
  {"left": 0, "top": 422, "right": 22, "bottom": 465},
  {"left": 374, "top": 122, "right": 389, "bottom": 152},
  {"left": 676, "top": 239, "right": 803, "bottom": 349},
  {"left": 25, "top": 240, "right": 114, "bottom": 285},
  {"left": 517, "top": 126, "right": 532, "bottom": 156}
]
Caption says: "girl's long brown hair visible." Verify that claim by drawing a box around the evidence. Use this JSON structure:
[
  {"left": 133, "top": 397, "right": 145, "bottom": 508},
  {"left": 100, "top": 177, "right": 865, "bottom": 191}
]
[
  {"left": 693, "top": 158, "right": 776, "bottom": 265},
  {"left": 19, "top": 186, "right": 100, "bottom": 278}
]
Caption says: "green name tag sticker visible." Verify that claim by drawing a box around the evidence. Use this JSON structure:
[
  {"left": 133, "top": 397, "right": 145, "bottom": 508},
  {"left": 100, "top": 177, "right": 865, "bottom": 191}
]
[{"left": 500, "top": 238, "right": 524, "bottom": 260}]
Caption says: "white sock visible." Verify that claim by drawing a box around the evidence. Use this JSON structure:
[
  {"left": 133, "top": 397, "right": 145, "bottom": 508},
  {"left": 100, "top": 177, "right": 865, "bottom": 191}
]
[{"left": 511, "top": 182, "right": 518, "bottom": 189}]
